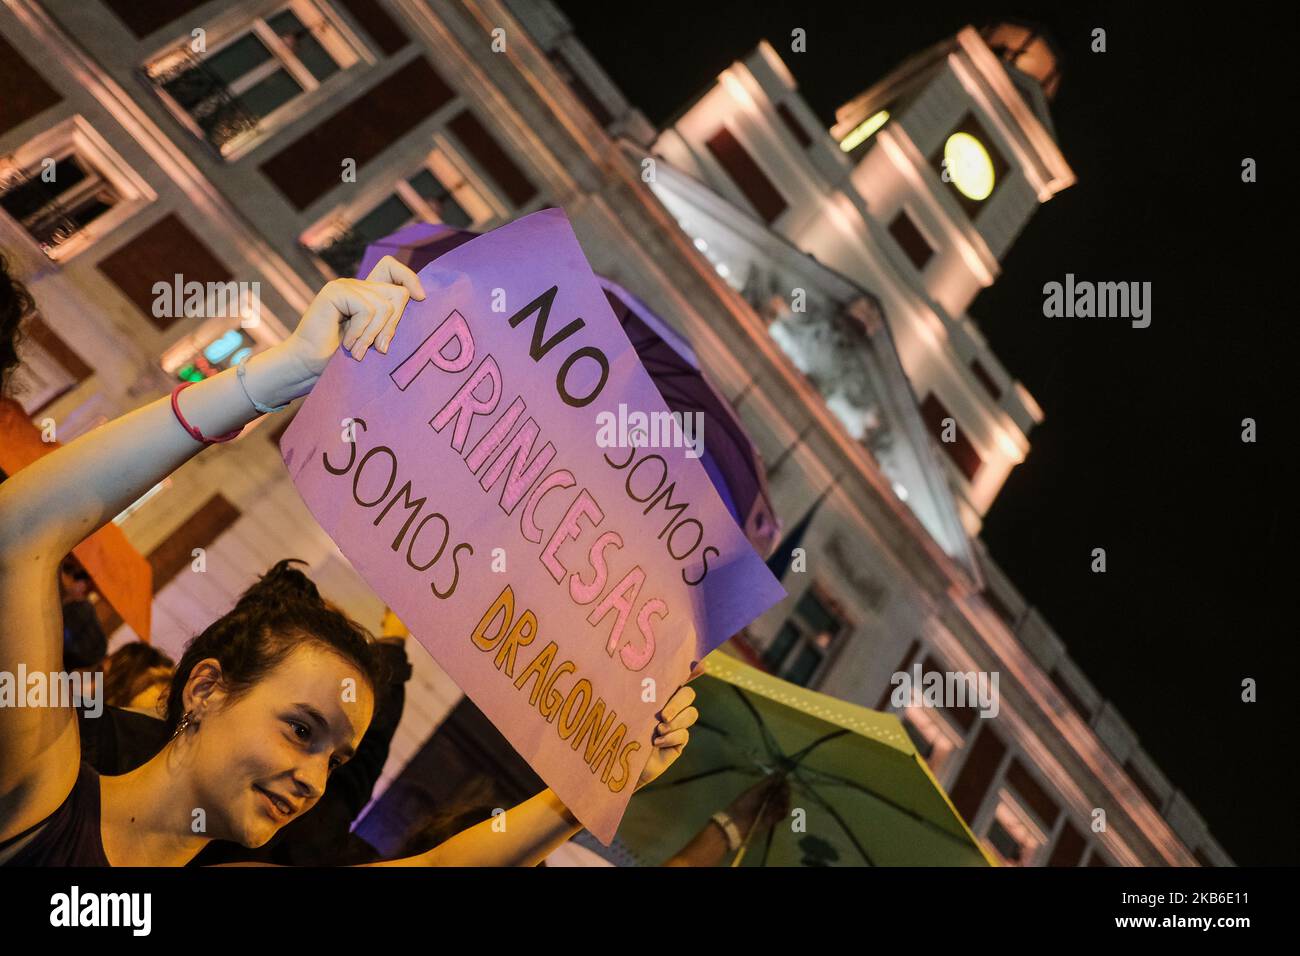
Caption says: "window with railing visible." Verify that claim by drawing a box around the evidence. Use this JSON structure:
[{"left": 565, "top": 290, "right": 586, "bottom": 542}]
[
  {"left": 0, "top": 117, "right": 154, "bottom": 261},
  {"left": 305, "top": 150, "right": 494, "bottom": 277},
  {"left": 0, "top": 154, "right": 117, "bottom": 255},
  {"left": 143, "top": 2, "right": 361, "bottom": 158}
]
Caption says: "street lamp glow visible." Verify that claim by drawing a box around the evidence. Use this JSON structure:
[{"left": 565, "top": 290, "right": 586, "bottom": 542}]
[{"left": 943, "top": 132, "right": 995, "bottom": 201}]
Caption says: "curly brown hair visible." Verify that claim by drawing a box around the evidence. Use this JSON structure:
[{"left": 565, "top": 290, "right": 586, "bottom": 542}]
[
  {"left": 0, "top": 249, "right": 34, "bottom": 398},
  {"left": 162, "top": 559, "right": 390, "bottom": 734}
]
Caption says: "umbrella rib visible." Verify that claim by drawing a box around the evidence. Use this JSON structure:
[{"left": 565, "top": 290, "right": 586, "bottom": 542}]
[
  {"left": 642, "top": 763, "right": 746, "bottom": 791},
  {"left": 730, "top": 685, "right": 785, "bottom": 762},
  {"left": 792, "top": 774, "right": 876, "bottom": 866},
  {"left": 787, "top": 728, "right": 851, "bottom": 765},
  {"left": 800, "top": 766, "right": 981, "bottom": 852}
]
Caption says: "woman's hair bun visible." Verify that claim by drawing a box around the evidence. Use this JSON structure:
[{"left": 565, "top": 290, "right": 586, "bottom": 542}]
[
  {"left": 236, "top": 558, "right": 322, "bottom": 609},
  {"left": 164, "top": 559, "right": 383, "bottom": 733}
]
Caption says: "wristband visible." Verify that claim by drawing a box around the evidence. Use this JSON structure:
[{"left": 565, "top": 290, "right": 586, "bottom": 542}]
[
  {"left": 237, "top": 360, "right": 290, "bottom": 413},
  {"left": 170, "top": 383, "right": 243, "bottom": 444},
  {"left": 711, "top": 811, "right": 742, "bottom": 852}
]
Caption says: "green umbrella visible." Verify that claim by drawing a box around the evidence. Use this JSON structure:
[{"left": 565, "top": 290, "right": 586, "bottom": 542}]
[{"left": 615, "top": 651, "right": 995, "bottom": 866}]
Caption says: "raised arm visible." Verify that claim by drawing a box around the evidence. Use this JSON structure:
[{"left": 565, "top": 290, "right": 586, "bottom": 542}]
[{"left": 0, "top": 259, "right": 423, "bottom": 842}]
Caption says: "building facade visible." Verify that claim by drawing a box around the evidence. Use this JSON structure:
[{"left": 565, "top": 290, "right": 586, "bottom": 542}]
[{"left": 0, "top": 0, "right": 1229, "bottom": 865}]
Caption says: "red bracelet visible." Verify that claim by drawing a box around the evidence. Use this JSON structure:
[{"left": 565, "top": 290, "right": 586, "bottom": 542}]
[{"left": 170, "top": 382, "right": 244, "bottom": 444}]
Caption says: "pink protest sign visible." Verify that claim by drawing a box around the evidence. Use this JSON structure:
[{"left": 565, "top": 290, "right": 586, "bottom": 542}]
[{"left": 279, "top": 207, "right": 786, "bottom": 842}]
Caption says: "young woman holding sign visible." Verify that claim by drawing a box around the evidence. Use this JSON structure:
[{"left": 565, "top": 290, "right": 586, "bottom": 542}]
[{"left": 0, "top": 255, "right": 697, "bottom": 866}]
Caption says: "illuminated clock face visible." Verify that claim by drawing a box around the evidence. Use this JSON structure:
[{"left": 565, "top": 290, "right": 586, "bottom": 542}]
[{"left": 943, "top": 132, "right": 996, "bottom": 201}]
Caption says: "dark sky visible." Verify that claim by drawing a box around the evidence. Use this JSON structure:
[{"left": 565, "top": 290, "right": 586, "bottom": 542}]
[{"left": 555, "top": 0, "right": 1295, "bottom": 865}]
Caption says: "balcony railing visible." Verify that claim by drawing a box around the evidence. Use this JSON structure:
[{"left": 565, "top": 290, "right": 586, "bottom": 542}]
[
  {"left": 146, "top": 47, "right": 260, "bottom": 152},
  {"left": 0, "top": 155, "right": 84, "bottom": 255}
]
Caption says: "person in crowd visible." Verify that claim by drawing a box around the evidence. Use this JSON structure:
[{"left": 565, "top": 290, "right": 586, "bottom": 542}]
[
  {"left": 57, "top": 557, "right": 107, "bottom": 671},
  {"left": 102, "top": 641, "right": 174, "bottom": 714},
  {"left": 0, "top": 254, "right": 697, "bottom": 866}
]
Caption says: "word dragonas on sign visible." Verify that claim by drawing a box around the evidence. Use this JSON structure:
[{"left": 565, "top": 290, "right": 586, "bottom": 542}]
[{"left": 471, "top": 583, "right": 641, "bottom": 794}]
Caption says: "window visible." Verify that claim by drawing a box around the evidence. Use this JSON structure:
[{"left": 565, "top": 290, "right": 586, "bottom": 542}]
[
  {"left": 888, "top": 209, "right": 933, "bottom": 272},
  {"left": 761, "top": 585, "right": 850, "bottom": 687},
  {"left": 159, "top": 308, "right": 281, "bottom": 410},
  {"left": 987, "top": 817, "right": 1022, "bottom": 862},
  {"left": 169, "top": 326, "right": 258, "bottom": 383},
  {"left": 1, "top": 155, "right": 117, "bottom": 254},
  {"left": 838, "top": 108, "right": 889, "bottom": 159},
  {"left": 895, "top": 698, "right": 965, "bottom": 777},
  {"left": 0, "top": 117, "right": 154, "bottom": 261},
  {"left": 980, "top": 788, "right": 1048, "bottom": 867},
  {"left": 305, "top": 150, "right": 494, "bottom": 278},
  {"left": 144, "top": 2, "right": 361, "bottom": 158},
  {"left": 704, "top": 126, "right": 787, "bottom": 225},
  {"left": 919, "top": 392, "right": 983, "bottom": 482}
]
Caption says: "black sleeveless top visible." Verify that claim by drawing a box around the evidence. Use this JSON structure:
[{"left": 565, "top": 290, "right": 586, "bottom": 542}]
[{"left": 0, "top": 762, "right": 110, "bottom": 866}]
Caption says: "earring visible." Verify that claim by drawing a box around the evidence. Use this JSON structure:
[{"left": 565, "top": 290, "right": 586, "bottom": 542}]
[{"left": 171, "top": 710, "right": 195, "bottom": 740}]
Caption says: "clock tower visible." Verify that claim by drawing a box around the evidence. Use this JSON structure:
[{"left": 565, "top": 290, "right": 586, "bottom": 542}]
[
  {"left": 649, "top": 22, "right": 1074, "bottom": 534},
  {"left": 819, "top": 22, "right": 1075, "bottom": 530}
]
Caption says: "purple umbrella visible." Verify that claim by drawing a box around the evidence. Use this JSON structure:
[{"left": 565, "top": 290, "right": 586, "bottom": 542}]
[{"left": 355, "top": 222, "right": 781, "bottom": 558}]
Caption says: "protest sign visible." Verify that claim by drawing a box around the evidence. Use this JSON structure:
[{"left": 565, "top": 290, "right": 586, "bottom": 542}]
[{"left": 279, "top": 207, "right": 786, "bottom": 842}]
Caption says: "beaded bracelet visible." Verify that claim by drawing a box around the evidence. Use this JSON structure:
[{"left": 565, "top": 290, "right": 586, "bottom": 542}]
[{"left": 170, "top": 382, "right": 243, "bottom": 444}]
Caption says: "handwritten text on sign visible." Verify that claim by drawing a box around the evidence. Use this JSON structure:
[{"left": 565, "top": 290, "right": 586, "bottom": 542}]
[{"left": 280, "top": 208, "right": 785, "bottom": 842}]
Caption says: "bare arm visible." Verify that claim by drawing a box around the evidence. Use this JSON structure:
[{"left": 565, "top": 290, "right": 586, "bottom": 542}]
[
  {"left": 369, "top": 787, "right": 581, "bottom": 868},
  {"left": 365, "top": 686, "right": 699, "bottom": 867},
  {"left": 662, "top": 774, "right": 789, "bottom": 867},
  {"left": 0, "top": 259, "right": 423, "bottom": 841}
]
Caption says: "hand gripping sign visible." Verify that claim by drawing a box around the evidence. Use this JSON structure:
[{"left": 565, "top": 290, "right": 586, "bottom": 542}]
[{"left": 280, "top": 208, "right": 786, "bottom": 842}]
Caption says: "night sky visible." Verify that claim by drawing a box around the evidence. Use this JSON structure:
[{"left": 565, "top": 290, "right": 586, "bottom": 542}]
[{"left": 555, "top": 0, "right": 1295, "bottom": 865}]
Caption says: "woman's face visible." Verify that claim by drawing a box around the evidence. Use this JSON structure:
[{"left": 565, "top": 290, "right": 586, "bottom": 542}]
[{"left": 185, "top": 643, "right": 375, "bottom": 847}]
